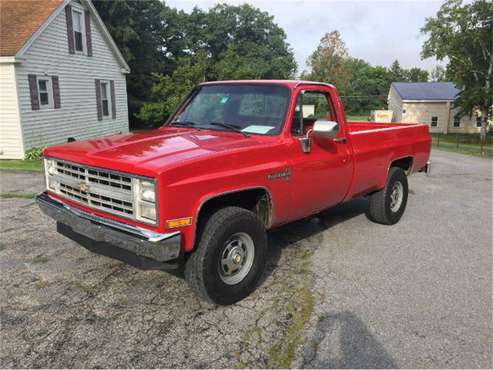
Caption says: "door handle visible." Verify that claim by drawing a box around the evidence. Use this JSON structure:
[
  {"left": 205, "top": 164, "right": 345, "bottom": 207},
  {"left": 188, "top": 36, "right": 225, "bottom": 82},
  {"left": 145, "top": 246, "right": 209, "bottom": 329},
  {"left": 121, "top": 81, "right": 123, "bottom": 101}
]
[{"left": 333, "top": 137, "right": 347, "bottom": 144}]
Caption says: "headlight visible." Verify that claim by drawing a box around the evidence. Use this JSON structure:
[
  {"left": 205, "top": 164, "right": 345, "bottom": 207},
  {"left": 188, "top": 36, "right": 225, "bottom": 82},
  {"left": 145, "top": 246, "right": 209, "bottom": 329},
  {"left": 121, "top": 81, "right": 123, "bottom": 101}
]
[
  {"left": 139, "top": 202, "right": 157, "bottom": 221},
  {"left": 48, "top": 177, "right": 57, "bottom": 190},
  {"left": 44, "top": 158, "right": 58, "bottom": 191},
  {"left": 44, "top": 158, "right": 57, "bottom": 176},
  {"left": 140, "top": 180, "right": 156, "bottom": 203},
  {"left": 134, "top": 178, "right": 157, "bottom": 224}
]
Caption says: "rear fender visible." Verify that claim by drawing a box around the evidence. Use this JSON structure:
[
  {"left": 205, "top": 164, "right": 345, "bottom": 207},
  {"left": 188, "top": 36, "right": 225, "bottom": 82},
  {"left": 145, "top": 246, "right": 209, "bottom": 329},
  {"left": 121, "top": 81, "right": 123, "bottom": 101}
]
[{"left": 378, "top": 156, "right": 415, "bottom": 189}]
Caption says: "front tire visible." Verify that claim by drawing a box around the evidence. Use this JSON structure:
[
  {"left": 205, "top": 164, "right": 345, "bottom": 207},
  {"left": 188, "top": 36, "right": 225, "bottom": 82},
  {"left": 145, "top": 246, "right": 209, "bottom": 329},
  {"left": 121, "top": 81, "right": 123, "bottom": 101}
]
[
  {"left": 367, "top": 167, "right": 408, "bottom": 225},
  {"left": 185, "top": 207, "right": 267, "bottom": 305}
]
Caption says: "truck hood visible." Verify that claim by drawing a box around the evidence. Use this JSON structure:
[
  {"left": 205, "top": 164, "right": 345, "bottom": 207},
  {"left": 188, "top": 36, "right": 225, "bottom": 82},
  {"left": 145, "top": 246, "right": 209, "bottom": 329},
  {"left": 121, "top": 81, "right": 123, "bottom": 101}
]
[{"left": 44, "top": 128, "right": 267, "bottom": 177}]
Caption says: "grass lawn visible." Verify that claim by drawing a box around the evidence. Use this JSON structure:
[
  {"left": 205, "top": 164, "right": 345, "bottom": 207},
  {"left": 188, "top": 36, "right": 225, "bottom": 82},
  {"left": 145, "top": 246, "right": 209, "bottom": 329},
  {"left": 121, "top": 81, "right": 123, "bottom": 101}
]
[
  {"left": 347, "top": 115, "right": 369, "bottom": 122},
  {"left": 0, "top": 192, "right": 36, "bottom": 199},
  {"left": 0, "top": 160, "right": 43, "bottom": 172},
  {"left": 431, "top": 133, "right": 493, "bottom": 158}
]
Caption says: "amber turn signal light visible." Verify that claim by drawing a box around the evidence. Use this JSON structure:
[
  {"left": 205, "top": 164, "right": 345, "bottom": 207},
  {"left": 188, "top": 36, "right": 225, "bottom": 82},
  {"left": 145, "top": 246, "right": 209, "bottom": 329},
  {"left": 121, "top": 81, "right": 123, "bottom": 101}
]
[{"left": 166, "top": 217, "right": 192, "bottom": 229}]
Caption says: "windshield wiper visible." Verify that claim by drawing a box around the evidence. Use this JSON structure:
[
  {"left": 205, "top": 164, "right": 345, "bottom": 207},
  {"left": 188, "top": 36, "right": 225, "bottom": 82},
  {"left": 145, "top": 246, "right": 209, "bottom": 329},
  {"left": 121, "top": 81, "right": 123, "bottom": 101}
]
[
  {"left": 168, "top": 120, "right": 198, "bottom": 127},
  {"left": 210, "top": 122, "right": 249, "bottom": 137}
]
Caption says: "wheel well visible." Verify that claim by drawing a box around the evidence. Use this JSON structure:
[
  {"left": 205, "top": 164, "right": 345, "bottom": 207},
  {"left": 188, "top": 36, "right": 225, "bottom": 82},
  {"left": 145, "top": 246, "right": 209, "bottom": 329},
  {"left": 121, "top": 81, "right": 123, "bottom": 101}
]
[
  {"left": 196, "top": 188, "right": 272, "bottom": 239},
  {"left": 391, "top": 157, "right": 414, "bottom": 174}
]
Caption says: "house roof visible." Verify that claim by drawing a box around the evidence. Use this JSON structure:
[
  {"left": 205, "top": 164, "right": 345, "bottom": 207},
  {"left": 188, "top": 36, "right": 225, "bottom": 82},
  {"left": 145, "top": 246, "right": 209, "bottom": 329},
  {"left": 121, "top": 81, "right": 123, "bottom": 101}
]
[
  {"left": 0, "top": 0, "right": 129, "bottom": 72},
  {"left": 392, "top": 82, "right": 460, "bottom": 101},
  {"left": 0, "top": 0, "right": 63, "bottom": 56}
]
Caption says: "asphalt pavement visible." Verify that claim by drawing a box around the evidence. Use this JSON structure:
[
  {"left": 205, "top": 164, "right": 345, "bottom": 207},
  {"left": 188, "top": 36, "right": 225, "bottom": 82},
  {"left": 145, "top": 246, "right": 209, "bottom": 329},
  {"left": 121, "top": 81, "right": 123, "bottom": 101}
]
[{"left": 0, "top": 149, "right": 491, "bottom": 368}]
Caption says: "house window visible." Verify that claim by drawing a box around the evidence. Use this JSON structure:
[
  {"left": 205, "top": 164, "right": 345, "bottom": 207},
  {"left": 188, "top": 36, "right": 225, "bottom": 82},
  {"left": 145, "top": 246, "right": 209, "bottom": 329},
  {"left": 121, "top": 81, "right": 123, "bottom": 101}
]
[
  {"left": 38, "top": 78, "right": 52, "bottom": 108},
  {"left": 453, "top": 116, "right": 461, "bottom": 127},
  {"left": 100, "top": 81, "right": 109, "bottom": 117},
  {"left": 72, "top": 9, "right": 84, "bottom": 52},
  {"left": 476, "top": 116, "right": 482, "bottom": 127},
  {"left": 431, "top": 116, "right": 438, "bottom": 127}
]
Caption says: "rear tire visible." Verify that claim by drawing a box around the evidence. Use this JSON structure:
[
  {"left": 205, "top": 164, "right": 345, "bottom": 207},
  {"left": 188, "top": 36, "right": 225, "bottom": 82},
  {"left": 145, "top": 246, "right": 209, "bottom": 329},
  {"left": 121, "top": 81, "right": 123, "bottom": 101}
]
[
  {"left": 367, "top": 167, "right": 408, "bottom": 225},
  {"left": 185, "top": 206, "right": 267, "bottom": 305}
]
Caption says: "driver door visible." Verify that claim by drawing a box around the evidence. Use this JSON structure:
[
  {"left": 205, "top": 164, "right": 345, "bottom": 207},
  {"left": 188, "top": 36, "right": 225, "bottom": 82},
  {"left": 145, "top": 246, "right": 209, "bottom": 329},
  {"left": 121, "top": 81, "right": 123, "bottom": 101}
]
[{"left": 287, "top": 88, "right": 352, "bottom": 219}]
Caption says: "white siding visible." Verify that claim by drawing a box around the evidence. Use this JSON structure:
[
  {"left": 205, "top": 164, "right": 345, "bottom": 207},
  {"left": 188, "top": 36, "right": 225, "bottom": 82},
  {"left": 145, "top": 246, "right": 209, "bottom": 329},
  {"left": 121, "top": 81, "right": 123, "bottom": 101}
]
[
  {"left": 15, "top": 0, "right": 129, "bottom": 151},
  {"left": 387, "top": 86, "right": 403, "bottom": 122},
  {"left": 401, "top": 101, "right": 451, "bottom": 133},
  {"left": 448, "top": 107, "right": 481, "bottom": 134},
  {"left": 0, "top": 63, "right": 24, "bottom": 159}
]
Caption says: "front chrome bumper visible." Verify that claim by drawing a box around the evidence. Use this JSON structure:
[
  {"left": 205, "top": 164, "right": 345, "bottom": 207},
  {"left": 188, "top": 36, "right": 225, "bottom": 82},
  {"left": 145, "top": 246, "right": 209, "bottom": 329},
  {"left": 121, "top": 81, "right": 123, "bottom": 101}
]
[{"left": 36, "top": 192, "right": 181, "bottom": 263}]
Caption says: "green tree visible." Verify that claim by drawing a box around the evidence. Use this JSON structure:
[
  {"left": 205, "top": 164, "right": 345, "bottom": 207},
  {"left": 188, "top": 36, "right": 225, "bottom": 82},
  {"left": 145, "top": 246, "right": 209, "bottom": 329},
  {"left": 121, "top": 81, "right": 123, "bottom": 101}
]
[
  {"left": 303, "top": 32, "right": 431, "bottom": 114},
  {"left": 406, "top": 67, "right": 429, "bottom": 82},
  {"left": 137, "top": 51, "right": 209, "bottom": 126},
  {"left": 182, "top": 4, "right": 296, "bottom": 78},
  {"left": 421, "top": 0, "right": 493, "bottom": 127},
  {"left": 344, "top": 58, "right": 389, "bottom": 113},
  {"left": 93, "top": 0, "right": 187, "bottom": 128},
  {"left": 430, "top": 65, "right": 447, "bottom": 82},
  {"left": 137, "top": 4, "right": 297, "bottom": 126},
  {"left": 302, "top": 31, "right": 352, "bottom": 96},
  {"left": 387, "top": 60, "right": 407, "bottom": 82}
]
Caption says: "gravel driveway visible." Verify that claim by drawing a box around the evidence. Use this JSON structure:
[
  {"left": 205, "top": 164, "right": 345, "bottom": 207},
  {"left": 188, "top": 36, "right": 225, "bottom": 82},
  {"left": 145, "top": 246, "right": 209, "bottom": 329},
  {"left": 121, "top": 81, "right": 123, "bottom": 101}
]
[{"left": 1, "top": 150, "right": 492, "bottom": 368}]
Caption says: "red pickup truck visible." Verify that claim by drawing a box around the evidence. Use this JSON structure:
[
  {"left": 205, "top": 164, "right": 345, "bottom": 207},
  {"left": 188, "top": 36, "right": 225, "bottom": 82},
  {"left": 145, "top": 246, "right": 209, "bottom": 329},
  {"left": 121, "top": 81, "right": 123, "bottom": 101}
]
[{"left": 37, "top": 80, "right": 431, "bottom": 304}]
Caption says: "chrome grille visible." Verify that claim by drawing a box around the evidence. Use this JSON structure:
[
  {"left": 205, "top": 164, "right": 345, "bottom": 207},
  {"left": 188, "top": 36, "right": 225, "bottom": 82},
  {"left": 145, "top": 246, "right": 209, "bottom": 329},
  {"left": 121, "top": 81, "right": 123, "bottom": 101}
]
[{"left": 52, "top": 160, "right": 135, "bottom": 219}]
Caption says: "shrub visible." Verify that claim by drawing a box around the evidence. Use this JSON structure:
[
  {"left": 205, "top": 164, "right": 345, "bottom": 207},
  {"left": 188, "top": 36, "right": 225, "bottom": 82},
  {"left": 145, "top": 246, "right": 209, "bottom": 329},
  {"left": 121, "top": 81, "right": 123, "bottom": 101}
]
[{"left": 24, "top": 147, "right": 43, "bottom": 161}]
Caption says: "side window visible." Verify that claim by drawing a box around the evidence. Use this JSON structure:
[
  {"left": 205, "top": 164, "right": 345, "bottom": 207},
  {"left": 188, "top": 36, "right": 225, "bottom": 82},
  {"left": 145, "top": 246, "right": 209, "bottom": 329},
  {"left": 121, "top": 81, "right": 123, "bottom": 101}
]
[
  {"left": 431, "top": 116, "right": 438, "bottom": 127},
  {"left": 453, "top": 116, "right": 460, "bottom": 127},
  {"left": 100, "top": 81, "right": 109, "bottom": 117},
  {"left": 476, "top": 116, "right": 482, "bottom": 127},
  {"left": 28, "top": 74, "right": 61, "bottom": 110},
  {"left": 95, "top": 79, "right": 115, "bottom": 120},
  {"left": 72, "top": 9, "right": 84, "bottom": 52},
  {"left": 38, "top": 78, "right": 52, "bottom": 108},
  {"left": 291, "top": 90, "right": 333, "bottom": 136}
]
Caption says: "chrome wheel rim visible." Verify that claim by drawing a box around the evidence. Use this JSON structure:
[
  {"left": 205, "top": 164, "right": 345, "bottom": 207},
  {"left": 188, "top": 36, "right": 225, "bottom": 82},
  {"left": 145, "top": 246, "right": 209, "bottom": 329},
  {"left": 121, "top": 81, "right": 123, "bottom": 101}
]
[
  {"left": 218, "top": 232, "right": 255, "bottom": 285},
  {"left": 390, "top": 181, "right": 404, "bottom": 212}
]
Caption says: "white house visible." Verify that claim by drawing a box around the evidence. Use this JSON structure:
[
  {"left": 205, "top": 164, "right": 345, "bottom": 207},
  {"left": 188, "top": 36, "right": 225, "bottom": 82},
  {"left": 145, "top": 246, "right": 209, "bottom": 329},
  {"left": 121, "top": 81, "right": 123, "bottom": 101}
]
[
  {"left": 388, "top": 82, "right": 481, "bottom": 134},
  {"left": 0, "top": 0, "right": 130, "bottom": 159}
]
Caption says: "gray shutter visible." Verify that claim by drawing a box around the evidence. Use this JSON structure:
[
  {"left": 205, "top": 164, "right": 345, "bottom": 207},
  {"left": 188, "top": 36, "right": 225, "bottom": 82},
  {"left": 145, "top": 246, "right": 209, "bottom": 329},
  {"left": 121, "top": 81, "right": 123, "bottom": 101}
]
[
  {"left": 84, "top": 10, "right": 93, "bottom": 56},
  {"left": 28, "top": 74, "right": 39, "bottom": 110},
  {"left": 65, "top": 5, "right": 75, "bottom": 54},
  {"left": 110, "top": 80, "right": 116, "bottom": 119},
  {"left": 52, "top": 76, "right": 61, "bottom": 109},
  {"left": 95, "top": 79, "right": 102, "bottom": 121}
]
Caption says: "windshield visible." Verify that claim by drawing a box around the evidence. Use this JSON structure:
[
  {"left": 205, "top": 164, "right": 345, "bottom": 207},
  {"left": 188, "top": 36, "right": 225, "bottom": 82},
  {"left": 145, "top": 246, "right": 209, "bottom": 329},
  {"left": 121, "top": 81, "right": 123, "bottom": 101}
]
[{"left": 170, "top": 84, "right": 291, "bottom": 135}]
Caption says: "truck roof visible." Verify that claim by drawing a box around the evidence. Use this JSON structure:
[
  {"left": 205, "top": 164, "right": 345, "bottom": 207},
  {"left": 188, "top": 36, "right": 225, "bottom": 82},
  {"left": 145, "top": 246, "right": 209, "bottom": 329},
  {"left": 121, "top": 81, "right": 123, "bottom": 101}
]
[{"left": 199, "top": 80, "right": 335, "bottom": 89}]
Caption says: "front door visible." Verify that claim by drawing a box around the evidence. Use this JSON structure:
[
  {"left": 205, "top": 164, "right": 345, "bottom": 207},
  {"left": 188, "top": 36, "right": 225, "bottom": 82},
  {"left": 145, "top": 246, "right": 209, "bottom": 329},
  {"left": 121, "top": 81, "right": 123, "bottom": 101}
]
[{"left": 287, "top": 88, "right": 352, "bottom": 220}]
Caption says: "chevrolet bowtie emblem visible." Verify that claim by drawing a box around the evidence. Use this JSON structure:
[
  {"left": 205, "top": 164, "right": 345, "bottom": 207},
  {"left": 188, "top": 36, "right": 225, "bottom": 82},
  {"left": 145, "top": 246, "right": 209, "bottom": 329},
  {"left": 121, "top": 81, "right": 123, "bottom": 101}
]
[{"left": 79, "top": 181, "right": 90, "bottom": 193}]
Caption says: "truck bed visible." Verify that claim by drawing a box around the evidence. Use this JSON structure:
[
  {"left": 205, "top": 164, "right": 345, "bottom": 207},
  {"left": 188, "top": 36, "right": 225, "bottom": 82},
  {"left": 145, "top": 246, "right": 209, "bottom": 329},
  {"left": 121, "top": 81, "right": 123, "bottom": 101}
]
[
  {"left": 344, "top": 121, "right": 431, "bottom": 199},
  {"left": 346, "top": 121, "right": 421, "bottom": 133}
]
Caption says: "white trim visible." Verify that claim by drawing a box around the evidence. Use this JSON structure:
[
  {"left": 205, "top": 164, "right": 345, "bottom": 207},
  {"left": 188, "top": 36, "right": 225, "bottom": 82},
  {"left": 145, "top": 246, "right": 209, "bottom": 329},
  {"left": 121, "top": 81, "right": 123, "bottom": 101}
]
[
  {"left": 71, "top": 6, "right": 86, "bottom": 54},
  {"left": 349, "top": 124, "right": 423, "bottom": 136},
  {"left": 98, "top": 79, "right": 111, "bottom": 119},
  {"left": 401, "top": 99, "right": 455, "bottom": 103},
  {"left": 14, "top": 0, "right": 130, "bottom": 73},
  {"left": 0, "top": 56, "right": 25, "bottom": 64},
  {"left": 37, "top": 77, "right": 54, "bottom": 110}
]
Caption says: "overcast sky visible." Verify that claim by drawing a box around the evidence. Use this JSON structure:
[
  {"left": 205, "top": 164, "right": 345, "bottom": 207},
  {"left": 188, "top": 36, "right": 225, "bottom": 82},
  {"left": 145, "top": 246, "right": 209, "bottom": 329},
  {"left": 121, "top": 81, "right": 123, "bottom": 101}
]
[{"left": 166, "top": 0, "right": 446, "bottom": 74}]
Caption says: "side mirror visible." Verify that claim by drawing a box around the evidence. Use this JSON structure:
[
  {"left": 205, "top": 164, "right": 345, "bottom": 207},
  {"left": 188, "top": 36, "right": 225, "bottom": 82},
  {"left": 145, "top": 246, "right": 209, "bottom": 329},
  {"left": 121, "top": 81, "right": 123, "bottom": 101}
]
[{"left": 312, "top": 120, "right": 339, "bottom": 139}]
